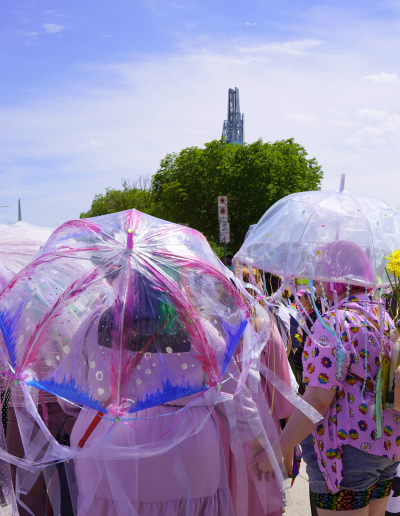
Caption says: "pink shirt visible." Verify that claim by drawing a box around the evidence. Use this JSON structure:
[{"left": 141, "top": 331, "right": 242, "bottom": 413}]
[{"left": 303, "top": 293, "right": 397, "bottom": 492}]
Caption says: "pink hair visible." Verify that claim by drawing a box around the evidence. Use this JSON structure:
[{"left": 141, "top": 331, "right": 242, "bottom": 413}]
[{"left": 320, "top": 241, "right": 375, "bottom": 296}]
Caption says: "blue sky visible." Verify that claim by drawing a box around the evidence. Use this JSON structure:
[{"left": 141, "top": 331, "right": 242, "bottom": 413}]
[{"left": 1, "top": 0, "right": 400, "bottom": 227}]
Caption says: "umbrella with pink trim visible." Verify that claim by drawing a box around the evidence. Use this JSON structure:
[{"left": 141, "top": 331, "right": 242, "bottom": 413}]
[{"left": 0, "top": 210, "right": 250, "bottom": 419}]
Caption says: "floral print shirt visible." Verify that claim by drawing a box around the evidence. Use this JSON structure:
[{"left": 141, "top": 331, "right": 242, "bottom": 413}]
[{"left": 302, "top": 294, "right": 397, "bottom": 492}]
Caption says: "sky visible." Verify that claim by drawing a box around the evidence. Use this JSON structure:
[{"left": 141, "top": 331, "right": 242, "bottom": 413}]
[{"left": 1, "top": 0, "right": 400, "bottom": 228}]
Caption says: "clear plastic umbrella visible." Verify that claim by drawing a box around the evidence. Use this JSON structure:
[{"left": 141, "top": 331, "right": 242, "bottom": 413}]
[
  {"left": 235, "top": 175, "right": 400, "bottom": 288},
  {"left": 0, "top": 210, "right": 253, "bottom": 417},
  {"left": 0, "top": 221, "right": 52, "bottom": 292}
]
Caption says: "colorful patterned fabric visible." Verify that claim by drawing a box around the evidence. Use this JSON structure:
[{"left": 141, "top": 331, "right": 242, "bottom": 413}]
[
  {"left": 312, "top": 479, "right": 393, "bottom": 510},
  {"left": 303, "top": 293, "right": 396, "bottom": 493},
  {"left": 293, "top": 309, "right": 319, "bottom": 395}
]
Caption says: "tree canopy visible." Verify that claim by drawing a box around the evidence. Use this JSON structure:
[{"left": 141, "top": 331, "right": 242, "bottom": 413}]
[
  {"left": 80, "top": 138, "right": 323, "bottom": 253},
  {"left": 151, "top": 138, "right": 323, "bottom": 250},
  {"left": 80, "top": 178, "right": 154, "bottom": 219}
]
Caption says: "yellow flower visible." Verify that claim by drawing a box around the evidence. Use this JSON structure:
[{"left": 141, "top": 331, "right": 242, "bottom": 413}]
[{"left": 386, "top": 249, "right": 400, "bottom": 277}]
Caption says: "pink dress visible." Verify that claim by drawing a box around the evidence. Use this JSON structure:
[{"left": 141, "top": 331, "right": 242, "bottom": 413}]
[
  {"left": 303, "top": 293, "right": 397, "bottom": 492},
  {"left": 59, "top": 309, "right": 264, "bottom": 516},
  {"left": 217, "top": 320, "right": 294, "bottom": 515}
]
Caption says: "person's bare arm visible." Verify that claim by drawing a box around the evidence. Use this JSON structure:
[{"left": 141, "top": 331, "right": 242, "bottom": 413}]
[
  {"left": 395, "top": 366, "right": 400, "bottom": 408},
  {"left": 249, "top": 385, "right": 335, "bottom": 479}
]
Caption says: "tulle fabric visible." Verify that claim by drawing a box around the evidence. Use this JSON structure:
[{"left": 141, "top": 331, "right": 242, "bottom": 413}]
[
  {"left": 0, "top": 323, "right": 322, "bottom": 516},
  {"left": 217, "top": 319, "right": 295, "bottom": 516},
  {"left": 0, "top": 417, "right": 18, "bottom": 516},
  {"left": 68, "top": 404, "right": 233, "bottom": 516}
]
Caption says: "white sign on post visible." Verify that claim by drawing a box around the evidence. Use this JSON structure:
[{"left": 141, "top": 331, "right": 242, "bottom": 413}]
[
  {"left": 218, "top": 196, "right": 228, "bottom": 222},
  {"left": 219, "top": 222, "right": 230, "bottom": 243}
]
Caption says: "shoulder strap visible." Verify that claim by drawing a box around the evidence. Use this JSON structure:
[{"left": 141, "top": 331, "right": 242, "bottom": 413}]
[{"left": 338, "top": 308, "right": 380, "bottom": 331}]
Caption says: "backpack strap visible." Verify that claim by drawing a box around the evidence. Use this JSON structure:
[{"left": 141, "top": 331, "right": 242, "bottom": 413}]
[
  {"left": 337, "top": 308, "right": 381, "bottom": 393},
  {"left": 339, "top": 307, "right": 380, "bottom": 331}
]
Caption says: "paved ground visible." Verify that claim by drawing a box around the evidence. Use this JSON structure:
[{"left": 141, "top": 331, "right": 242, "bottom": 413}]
[{"left": 285, "top": 462, "right": 312, "bottom": 516}]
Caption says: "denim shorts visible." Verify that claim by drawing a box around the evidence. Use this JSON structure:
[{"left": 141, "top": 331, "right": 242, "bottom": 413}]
[{"left": 301, "top": 433, "right": 399, "bottom": 493}]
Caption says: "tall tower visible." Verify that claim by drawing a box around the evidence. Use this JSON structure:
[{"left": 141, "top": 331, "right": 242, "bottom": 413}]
[{"left": 222, "top": 87, "right": 244, "bottom": 145}]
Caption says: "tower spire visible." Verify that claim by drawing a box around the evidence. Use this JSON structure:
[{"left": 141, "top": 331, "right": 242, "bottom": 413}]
[{"left": 222, "top": 87, "right": 244, "bottom": 144}]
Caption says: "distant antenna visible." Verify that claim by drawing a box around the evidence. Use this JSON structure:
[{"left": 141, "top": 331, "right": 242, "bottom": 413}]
[
  {"left": 18, "top": 199, "right": 22, "bottom": 221},
  {"left": 222, "top": 87, "right": 244, "bottom": 144},
  {"left": 339, "top": 174, "right": 345, "bottom": 192}
]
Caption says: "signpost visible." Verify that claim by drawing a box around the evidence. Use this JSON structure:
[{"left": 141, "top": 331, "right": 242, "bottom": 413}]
[{"left": 218, "top": 196, "right": 230, "bottom": 263}]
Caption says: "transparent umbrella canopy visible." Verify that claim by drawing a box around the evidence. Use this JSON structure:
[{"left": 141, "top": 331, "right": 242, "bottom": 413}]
[
  {"left": 235, "top": 175, "right": 400, "bottom": 288},
  {"left": 0, "top": 221, "right": 53, "bottom": 291},
  {"left": 0, "top": 210, "right": 251, "bottom": 418}
]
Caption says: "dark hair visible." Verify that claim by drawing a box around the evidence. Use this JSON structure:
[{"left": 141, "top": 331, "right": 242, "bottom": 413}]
[{"left": 98, "top": 274, "right": 191, "bottom": 353}]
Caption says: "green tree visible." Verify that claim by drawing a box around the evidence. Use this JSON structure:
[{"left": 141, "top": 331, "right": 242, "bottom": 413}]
[
  {"left": 151, "top": 138, "right": 323, "bottom": 251},
  {"left": 80, "top": 177, "right": 154, "bottom": 219}
]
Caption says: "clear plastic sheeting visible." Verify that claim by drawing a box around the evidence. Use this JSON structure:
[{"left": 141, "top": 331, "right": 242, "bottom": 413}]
[
  {"left": 0, "top": 329, "right": 293, "bottom": 516},
  {"left": 0, "top": 209, "right": 318, "bottom": 516},
  {"left": 235, "top": 188, "right": 400, "bottom": 287},
  {"left": 0, "top": 221, "right": 52, "bottom": 293},
  {"left": 0, "top": 418, "right": 18, "bottom": 516}
]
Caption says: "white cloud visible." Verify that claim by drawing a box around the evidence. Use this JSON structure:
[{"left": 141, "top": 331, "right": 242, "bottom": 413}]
[
  {"left": 43, "top": 24, "right": 66, "bottom": 34},
  {"left": 286, "top": 114, "right": 315, "bottom": 124},
  {"left": 21, "top": 31, "right": 39, "bottom": 45},
  {"left": 346, "top": 109, "right": 400, "bottom": 148},
  {"left": 239, "top": 39, "right": 323, "bottom": 56},
  {"left": 364, "top": 72, "right": 398, "bottom": 83},
  {"left": 2, "top": 29, "right": 400, "bottom": 227},
  {"left": 88, "top": 140, "right": 109, "bottom": 148},
  {"left": 45, "top": 10, "right": 66, "bottom": 17},
  {"left": 357, "top": 108, "right": 387, "bottom": 121}
]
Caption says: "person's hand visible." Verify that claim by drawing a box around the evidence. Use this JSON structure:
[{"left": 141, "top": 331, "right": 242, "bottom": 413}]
[
  {"left": 248, "top": 449, "right": 275, "bottom": 482},
  {"left": 314, "top": 281, "right": 323, "bottom": 299},
  {"left": 284, "top": 450, "right": 293, "bottom": 477}
]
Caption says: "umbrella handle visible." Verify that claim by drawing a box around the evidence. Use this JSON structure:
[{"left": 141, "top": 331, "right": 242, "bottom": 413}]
[
  {"left": 127, "top": 229, "right": 134, "bottom": 249},
  {"left": 77, "top": 334, "right": 156, "bottom": 447}
]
